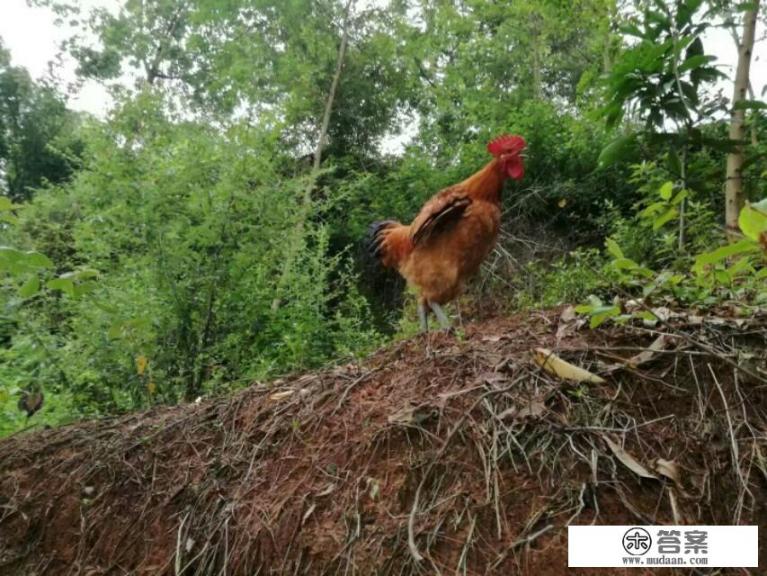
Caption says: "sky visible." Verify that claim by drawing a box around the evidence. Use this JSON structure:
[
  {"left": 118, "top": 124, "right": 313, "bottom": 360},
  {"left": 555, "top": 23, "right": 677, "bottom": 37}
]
[
  {"left": 0, "top": 0, "right": 116, "bottom": 116},
  {"left": 0, "top": 0, "right": 765, "bottom": 120}
]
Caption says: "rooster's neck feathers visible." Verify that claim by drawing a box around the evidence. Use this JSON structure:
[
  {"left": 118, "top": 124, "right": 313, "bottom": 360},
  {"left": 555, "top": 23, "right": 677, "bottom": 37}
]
[{"left": 459, "top": 158, "right": 506, "bottom": 203}]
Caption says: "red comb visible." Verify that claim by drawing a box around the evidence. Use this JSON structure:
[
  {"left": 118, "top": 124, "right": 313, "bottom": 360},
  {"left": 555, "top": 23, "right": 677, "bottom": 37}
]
[{"left": 487, "top": 134, "right": 526, "bottom": 157}]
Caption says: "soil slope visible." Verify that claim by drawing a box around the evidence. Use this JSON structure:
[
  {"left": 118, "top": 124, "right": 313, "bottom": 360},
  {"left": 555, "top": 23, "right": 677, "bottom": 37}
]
[{"left": 1, "top": 309, "right": 766, "bottom": 575}]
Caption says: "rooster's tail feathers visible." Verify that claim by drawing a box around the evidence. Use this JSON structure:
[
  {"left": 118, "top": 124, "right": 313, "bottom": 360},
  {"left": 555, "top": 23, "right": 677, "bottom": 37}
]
[{"left": 366, "top": 220, "right": 411, "bottom": 268}]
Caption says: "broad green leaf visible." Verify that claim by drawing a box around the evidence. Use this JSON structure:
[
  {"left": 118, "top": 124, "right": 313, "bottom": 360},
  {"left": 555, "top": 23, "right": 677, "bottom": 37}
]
[
  {"left": 0, "top": 248, "right": 53, "bottom": 273},
  {"left": 659, "top": 181, "right": 674, "bottom": 200},
  {"left": 73, "top": 281, "right": 97, "bottom": 298},
  {"left": 678, "top": 54, "right": 714, "bottom": 73},
  {"left": 605, "top": 238, "right": 624, "bottom": 259},
  {"left": 653, "top": 207, "right": 678, "bottom": 230},
  {"left": 597, "top": 133, "right": 637, "bottom": 169},
  {"left": 714, "top": 269, "right": 731, "bottom": 284},
  {"left": 61, "top": 269, "right": 99, "bottom": 281},
  {"left": 640, "top": 201, "right": 666, "bottom": 219},
  {"left": 619, "top": 23, "right": 645, "bottom": 38},
  {"left": 728, "top": 256, "right": 753, "bottom": 276},
  {"left": 19, "top": 276, "right": 40, "bottom": 298},
  {"left": 24, "top": 252, "right": 54, "bottom": 269},
  {"left": 738, "top": 201, "right": 767, "bottom": 241},
  {"left": 670, "top": 189, "right": 689, "bottom": 206},
  {"left": 693, "top": 239, "right": 758, "bottom": 273},
  {"left": 47, "top": 277, "right": 76, "bottom": 297},
  {"left": 634, "top": 266, "right": 656, "bottom": 278},
  {"left": 613, "top": 257, "right": 639, "bottom": 270},
  {"left": 736, "top": 2, "right": 760, "bottom": 12},
  {"left": 0, "top": 197, "right": 16, "bottom": 211},
  {"left": 590, "top": 305, "right": 621, "bottom": 328},
  {"left": 733, "top": 99, "right": 767, "bottom": 111},
  {"left": 635, "top": 310, "right": 657, "bottom": 323},
  {"left": 666, "top": 150, "right": 682, "bottom": 176}
]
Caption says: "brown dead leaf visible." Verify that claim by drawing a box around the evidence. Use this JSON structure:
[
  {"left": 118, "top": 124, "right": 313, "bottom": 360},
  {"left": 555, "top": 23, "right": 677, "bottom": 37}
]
[
  {"left": 603, "top": 435, "right": 657, "bottom": 480},
  {"left": 482, "top": 335, "right": 504, "bottom": 343},
  {"left": 555, "top": 306, "right": 578, "bottom": 342},
  {"left": 560, "top": 306, "right": 576, "bottom": 323},
  {"left": 654, "top": 458, "right": 681, "bottom": 485},
  {"left": 668, "top": 488, "right": 683, "bottom": 524},
  {"left": 518, "top": 400, "right": 546, "bottom": 418},
  {"left": 498, "top": 399, "right": 546, "bottom": 420},
  {"left": 316, "top": 483, "right": 336, "bottom": 497},
  {"left": 534, "top": 348, "right": 605, "bottom": 383},
  {"left": 269, "top": 390, "right": 294, "bottom": 401},
  {"left": 476, "top": 372, "right": 508, "bottom": 387},
  {"left": 626, "top": 334, "right": 676, "bottom": 368},
  {"left": 388, "top": 404, "right": 436, "bottom": 426},
  {"left": 302, "top": 502, "right": 317, "bottom": 525}
]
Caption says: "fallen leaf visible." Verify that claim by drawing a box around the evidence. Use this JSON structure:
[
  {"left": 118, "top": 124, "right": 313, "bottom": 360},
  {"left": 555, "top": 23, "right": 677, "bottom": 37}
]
[
  {"left": 560, "top": 305, "right": 576, "bottom": 323},
  {"left": 518, "top": 400, "right": 546, "bottom": 419},
  {"left": 556, "top": 306, "right": 578, "bottom": 342},
  {"left": 316, "top": 483, "right": 336, "bottom": 497},
  {"left": 482, "top": 335, "right": 503, "bottom": 343},
  {"left": 534, "top": 348, "right": 605, "bottom": 383},
  {"left": 269, "top": 390, "right": 294, "bottom": 401},
  {"left": 654, "top": 458, "right": 681, "bottom": 485},
  {"left": 626, "top": 334, "right": 676, "bottom": 368},
  {"left": 668, "top": 488, "right": 683, "bottom": 524},
  {"left": 499, "top": 400, "right": 547, "bottom": 420},
  {"left": 367, "top": 478, "right": 380, "bottom": 500},
  {"left": 476, "top": 372, "right": 508, "bottom": 386},
  {"left": 388, "top": 404, "right": 436, "bottom": 425},
  {"left": 651, "top": 306, "right": 671, "bottom": 322},
  {"left": 302, "top": 502, "right": 317, "bottom": 525},
  {"left": 603, "top": 435, "right": 657, "bottom": 480}
]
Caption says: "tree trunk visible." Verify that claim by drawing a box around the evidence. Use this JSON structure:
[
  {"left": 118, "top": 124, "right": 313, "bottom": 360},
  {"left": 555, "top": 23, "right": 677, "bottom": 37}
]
[
  {"left": 530, "top": 14, "right": 543, "bottom": 100},
  {"left": 271, "top": 0, "right": 354, "bottom": 311},
  {"left": 312, "top": 0, "right": 353, "bottom": 174},
  {"left": 725, "top": 1, "right": 760, "bottom": 239}
]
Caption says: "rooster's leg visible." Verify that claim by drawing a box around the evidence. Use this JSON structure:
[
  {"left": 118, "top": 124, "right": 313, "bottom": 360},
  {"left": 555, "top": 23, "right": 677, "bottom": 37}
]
[
  {"left": 417, "top": 300, "right": 429, "bottom": 332},
  {"left": 429, "top": 302, "right": 451, "bottom": 330}
]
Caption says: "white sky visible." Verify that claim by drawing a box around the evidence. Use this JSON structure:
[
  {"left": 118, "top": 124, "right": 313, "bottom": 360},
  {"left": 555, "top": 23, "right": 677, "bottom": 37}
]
[
  {"left": 0, "top": 0, "right": 764, "bottom": 120},
  {"left": 0, "top": 0, "right": 117, "bottom": 116}
]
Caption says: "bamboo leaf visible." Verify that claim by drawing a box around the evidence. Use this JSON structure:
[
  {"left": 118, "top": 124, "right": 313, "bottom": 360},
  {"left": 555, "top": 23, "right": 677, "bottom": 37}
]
[
  {"left": 603, "top": 435, "right": 658, "bottom": 480},
  {"left": 533, "top": 348, "right": 605, "bottom": 383}
]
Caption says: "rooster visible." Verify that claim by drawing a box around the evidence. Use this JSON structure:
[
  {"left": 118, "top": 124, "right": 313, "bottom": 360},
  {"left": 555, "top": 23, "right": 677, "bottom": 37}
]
[{"left": 368, "top": 134, "right": 526, "bottom": 331}]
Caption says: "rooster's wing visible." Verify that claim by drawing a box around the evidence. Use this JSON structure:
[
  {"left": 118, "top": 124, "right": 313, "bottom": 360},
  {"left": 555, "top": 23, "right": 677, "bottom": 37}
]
[{"left": 409, "top": 185, "right": 472, "bottom": 246}]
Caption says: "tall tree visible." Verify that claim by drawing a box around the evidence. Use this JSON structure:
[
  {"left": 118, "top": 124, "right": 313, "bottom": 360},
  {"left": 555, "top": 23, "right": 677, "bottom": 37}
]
[
  {"left": 0, "top": 41, "right": 83, "bottom": 202},
  {"left": 725, "top": 1, "right": 761, "bottom": 238}
]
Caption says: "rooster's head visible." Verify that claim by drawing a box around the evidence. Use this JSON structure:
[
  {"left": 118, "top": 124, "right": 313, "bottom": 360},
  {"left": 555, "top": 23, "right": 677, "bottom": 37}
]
[{"left": 487, "top": 134, "right": 526, "bottom": 180}]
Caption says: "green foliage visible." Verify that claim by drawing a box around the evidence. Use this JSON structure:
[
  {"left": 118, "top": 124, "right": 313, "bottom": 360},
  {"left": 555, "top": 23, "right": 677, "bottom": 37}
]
[
  {"left": 604, "top": 161, "right": 720, "bottom": 268},
  {"left": 0, "top": 40, "right": 85, "bottom": 202},
  {"left": 603, "top": 0, "right": 722, "bottom": 129},
  {"left": 576, "top": 199, "right": 767, "bottom": 329},
  {"left": 4, "top": 0, "right": 765, "bottom": 436},
  {"left": 1, "top": 95, "right": 384, "bottom": 429},
  {"left": 515, "top": 248, "right": 608, "bottom": 309}
]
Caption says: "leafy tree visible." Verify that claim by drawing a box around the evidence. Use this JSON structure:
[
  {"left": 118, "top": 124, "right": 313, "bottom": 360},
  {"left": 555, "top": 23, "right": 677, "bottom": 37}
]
[
  {"left": 599, "top": 0, "right": 728, "bottom": 250},
  {"left": 0, "top": 40, "right": 84, "bottom": 202}
]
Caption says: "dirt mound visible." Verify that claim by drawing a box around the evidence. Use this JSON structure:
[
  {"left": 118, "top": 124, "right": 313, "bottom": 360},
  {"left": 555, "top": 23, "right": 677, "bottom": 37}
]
[{"left": 1, "top": 309, "right": 766, "bottom": 575}]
